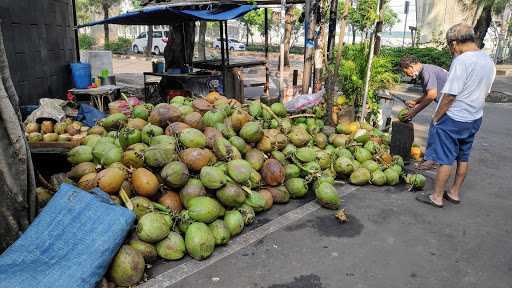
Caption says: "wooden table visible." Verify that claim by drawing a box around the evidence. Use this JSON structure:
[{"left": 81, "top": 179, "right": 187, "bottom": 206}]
[{"left": 68, "top": 85, "right": 121, "bottom": 112}]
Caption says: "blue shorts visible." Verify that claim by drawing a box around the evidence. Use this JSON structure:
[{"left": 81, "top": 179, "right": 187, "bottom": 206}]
[{"left": 424, "top": 115, "right": 482, "bottom": 165}]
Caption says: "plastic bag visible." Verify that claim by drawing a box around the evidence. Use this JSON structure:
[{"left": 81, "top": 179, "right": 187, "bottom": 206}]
[
  {"left": 0, "top": 184, "right": 135, "bottom": 288},
  {"left": 108, "top": 97, "right": 142, "bottom": 116},
  {"left": 284, "top": 89, "right": 325, "bottom": 113},
  {"left": 76, "top": 103, "right": 106, "bottom": 127}
]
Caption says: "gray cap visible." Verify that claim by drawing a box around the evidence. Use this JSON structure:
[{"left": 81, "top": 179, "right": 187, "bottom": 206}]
[{"left": 446, "top": 23, "right": 475, "bottom": 44}]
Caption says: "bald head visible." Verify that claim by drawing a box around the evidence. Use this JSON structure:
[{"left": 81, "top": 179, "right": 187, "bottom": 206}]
[{"left": 446, "top": 23, "right": 475, "bottom": 44}]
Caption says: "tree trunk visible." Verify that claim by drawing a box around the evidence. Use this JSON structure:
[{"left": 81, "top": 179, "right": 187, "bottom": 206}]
[
  {"left": 144, "top": 25, "right": 153, "bottom": 57},
  {"left": 164, "top": 22, "right": 196, "bottom": 71},
  {"left": 198, "top": 22, "right": 207, "bottom": 60},
  {"left": 246, "top": 23, "right": 250, "bottom": 47},
  {"left": 326, "top": 0, "right": 338, "bottom": 59},
  {"left": 302, "top": 0, "right": 318, "bottom": 93},
  {"left": 283, "top": 6, "right": 294, "bottom": 68},
  {"left": 352, "top": 26, "right": 356, "bottom": 43},
  {"left": 0, "top": 21, "right": 36, "bottom": 253},
  {"left": 314, "top": 0, "right": 328, "bottom": 91},
  {"left": 473, "top": 5, "right": 492, "bottom": 49},
  {"left": 373, "top": 0, "right": 384, "bottom": 55},
  {"left": 103, "top": 4, "right": 110, "bottom": 46}
]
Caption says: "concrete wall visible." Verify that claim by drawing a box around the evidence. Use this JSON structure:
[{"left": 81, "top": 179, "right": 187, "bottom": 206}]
[
  {"left": 415, "top": 0, "right": 474, "bottom": 44},
  {"left": 0, "top": 0, "right": 77, "bottom": 106}
]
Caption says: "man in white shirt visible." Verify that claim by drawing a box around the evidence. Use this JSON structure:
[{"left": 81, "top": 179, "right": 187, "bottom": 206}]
[{"left": 416, "top": 23, "right": 496, "bottom": 208}]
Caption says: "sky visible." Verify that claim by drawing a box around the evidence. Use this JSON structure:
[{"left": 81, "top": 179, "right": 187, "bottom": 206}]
[{"left": 388, "top": 0, "right": 417, "bottom": 32}]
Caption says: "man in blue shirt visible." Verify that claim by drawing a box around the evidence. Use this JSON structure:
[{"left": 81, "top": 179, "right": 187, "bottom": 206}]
[
  {"left": 399, "top": 55, "right": 448, "bottom": 170},
  {"left": 416, "top": 23, "right": 496, "bottom": 208}
]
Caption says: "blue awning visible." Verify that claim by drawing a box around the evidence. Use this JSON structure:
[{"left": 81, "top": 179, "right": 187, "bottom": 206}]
[{"left": 77, "top": 4, "right": 256, "bottom": 28}]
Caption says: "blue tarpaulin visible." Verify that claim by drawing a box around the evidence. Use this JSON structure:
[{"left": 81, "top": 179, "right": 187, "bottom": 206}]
[{"left": 78, "top": 4, "right": 256, "bottom": 27}]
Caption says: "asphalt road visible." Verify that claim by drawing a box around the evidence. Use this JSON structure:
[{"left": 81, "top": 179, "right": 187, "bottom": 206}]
[{"left": 139, "top": 92, "right": 512, "bottom": 287}]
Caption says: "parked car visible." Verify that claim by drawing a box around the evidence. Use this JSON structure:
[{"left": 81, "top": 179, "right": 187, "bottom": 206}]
[
  {"left": 132, "top": 30, "right": 169, "bottom": 55},
  {"left": 212, "top": 38, "right": 246, "bottom": 51}
]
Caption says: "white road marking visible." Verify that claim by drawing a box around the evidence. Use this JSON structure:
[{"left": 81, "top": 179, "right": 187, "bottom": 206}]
[{"left": 138, "top": 185, "right": 359, "bottom": 288}]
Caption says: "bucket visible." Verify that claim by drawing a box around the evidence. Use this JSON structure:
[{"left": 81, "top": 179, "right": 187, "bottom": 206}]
[
  {"left": 152, "top": 62, "right": 165, "bottom": 73},
  {"left": 70, "top": 63, "right": 92, "bottom": 89}
]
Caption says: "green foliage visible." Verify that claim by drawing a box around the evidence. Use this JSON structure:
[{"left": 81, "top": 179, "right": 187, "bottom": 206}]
[
  {"left": 240, "top": 9, "right": 274, "bottom": 36},
  {"left": 335, "top": 44, "right": 400, "bottom": 123},
  {"left": 382, "top": 5, "right": 399, "bottom": 31},
  {"left": 380, "top": 47, "right": 452, "bottom": 70},
  {"left": 246, "top": 44, "right": 303, "bottom": 54},
  {"left": 79, "top": 34, "right": 96, "bottom": 50},
  {"left": 349, "top": 0, "right": 378, "bottom": 34},
  {"left": 104, "top": 37, "right": 132, "bottom": 54}
]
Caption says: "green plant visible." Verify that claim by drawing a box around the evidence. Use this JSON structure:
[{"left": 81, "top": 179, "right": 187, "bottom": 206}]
[
  {"left": 380, "top": 47, "right": 452, "bottom": 70},
  {"left": 104, "top": 37, "right": 132, "bottom": 54},
  {"left": 79, "top": 34, "right": 96, "bottom": 50},
  {"left": 334, "top": 44, "right": 400, "bottom": 123}
]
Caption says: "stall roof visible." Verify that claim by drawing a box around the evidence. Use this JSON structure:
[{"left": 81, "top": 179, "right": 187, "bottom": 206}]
[{"left": 77, "top": 4, "right": 256, "bottom": 27}]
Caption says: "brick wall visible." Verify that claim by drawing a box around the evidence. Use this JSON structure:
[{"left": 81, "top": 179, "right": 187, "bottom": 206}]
[{"left": 0, "top": 0, "right": 77, "bottom": 105}]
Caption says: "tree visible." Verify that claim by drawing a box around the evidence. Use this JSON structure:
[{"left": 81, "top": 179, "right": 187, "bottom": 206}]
[
  {"left": 240, "top": 11, "right": 260, "bottom": 45},
  {"left": 87, "top": 0, "right": 122, "bottom": 46},
  {"left": 198, "top": 22, "right": 207, "bottom": 60},
  {"left": 76, "top": 0, "right": 93, "bottom": 24},
  {"left": 459, "top": 0, "right": 512, "bottom": 48},
  {"left": 283, "top": 6, "right": 300, "bottom": 67},
  {"left": 348, "top": 0, "right": 378, "bottom": 42},
  {"left": 130, "top": 0, "right": 153, "bottom": 57}
]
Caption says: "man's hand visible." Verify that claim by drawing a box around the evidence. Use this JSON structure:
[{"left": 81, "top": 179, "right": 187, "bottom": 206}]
[
  {"left": 405, "top": 109, "right": 417, "bottom": 121},
  {"left": 405, "top": 100, "right": 417, "bottom": 108}
]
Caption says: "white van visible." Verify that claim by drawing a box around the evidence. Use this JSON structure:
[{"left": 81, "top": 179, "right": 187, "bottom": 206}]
[{"left": 132, "top": 30, "right": 169, "bottom": 55}]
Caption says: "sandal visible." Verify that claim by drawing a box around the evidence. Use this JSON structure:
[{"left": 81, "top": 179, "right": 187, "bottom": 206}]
[
  {"left": 443, "top": 191, "right": 460, "bottom": 204},
  {"left": 415, "top": 160, "right": 438, "bottom": 171},
  {"left": 415, "top": 193, "right": 443, "bottom": 208}
]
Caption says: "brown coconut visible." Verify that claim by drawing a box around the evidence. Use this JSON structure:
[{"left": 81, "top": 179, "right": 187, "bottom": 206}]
[
  {"left": 127, "top": 118, "right": 147, "bottom": 130},
  {"left": 192, "top": 98, "right": 213, "bottom": 113},
  {"left": 97, "top": 167, "right": 126, "bottom": 194},
  {"left": 261, "top": 159, "right": 285, "bottom": 186},
  {"left": 183, "top": 112, "right": 203, "bottom": 130},
  {"left": 203, "top": 127, "right": 223, "bottom": 149},
  {"left": 259, "top": 189, "right": 274, "bottom": 210},
  {"left": 132, "top": 168, "right": 160, "bottom": 197},
  {"left": 78, "top": 172, "right": 98, "bottom": 190},
  {"left": 41, "top": 120, "right": 54, "bottom": 134},
  {"left": 149, "top": 104, "right": 181, "bottom": 127},
  {"left": 158, "top": 191, "right": 183, "bottom": 214},
  {"left": 165, "top": 122, "right": 190, "bottom": 136},
  {"left": 179, "top": 148, "right": 214, "bottom": 171}
]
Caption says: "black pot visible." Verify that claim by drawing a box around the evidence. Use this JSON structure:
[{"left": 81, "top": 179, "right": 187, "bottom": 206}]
[{"left": 100, "top": 76, "right": 116, "bottom": 86}]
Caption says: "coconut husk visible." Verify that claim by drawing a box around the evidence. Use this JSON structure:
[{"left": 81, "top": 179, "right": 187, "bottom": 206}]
[{"left": 192, "top": 98, "right": 213, "bottom": 113}]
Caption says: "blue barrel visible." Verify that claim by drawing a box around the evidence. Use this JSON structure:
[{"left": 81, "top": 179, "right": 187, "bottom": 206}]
[{"left": 70, "top": 63, "right": 92, "bottom": 89}]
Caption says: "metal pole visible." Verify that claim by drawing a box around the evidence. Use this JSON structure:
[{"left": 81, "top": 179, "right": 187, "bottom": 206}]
[
  {"left": 264, "top": 8, "right": 269, "bottom": 96},
  {"left": 219, "top": 22, "right": 225, "bottom": 67},
  {"left": 361, "top": 0, "right": 381, "bottom": 120},
  {"left": 279, "top": 0, "right": 286, "bottom": 100},
  {"left": 224, "top": 21, "right": 230, "bottom": 63},
  {"left": 402, "top": 1, "right": 410, "bottom": 47}
]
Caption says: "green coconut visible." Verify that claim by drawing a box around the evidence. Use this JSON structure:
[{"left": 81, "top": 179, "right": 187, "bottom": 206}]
[
  {"left": 118, "top": 128, "right": 142, "bottom": 149},
  {"left": 130, "top": 196, "right": 154, "bottom": 220},
  {"left": 353, "top": 129, "right": 369, "bottom": 144},
  {"left": 178, "top": 105, "right": 194, "bottom": 117},
  {"left": 144, "top": 143, "right": 177, "bottom": 168},
  {"left": 161, "top": 161, "right": 189, "bottom": 188},
  {"left": 302, "top": 161, "right": 321, "bottom": 175},
  {"left": 155, "top": 231, "right": 186, "bottom": 260},
  {"left": 180, "top": 128, "right": 207, "bottom": 148},
  {"left": 350, "top": 168, "right": 371, "bottom": 186},
  {"left": 136, "top": 212, "right": 172, "bottom": 243},
  {"left": 186, "top": 195, "right": 223, "bottom": 222},
  {"left": 286, "top": 178, "right": 308, "bottom": 198},
  {"left": 279, "top": 118, "right": 292, "bottom": 134},
  {"left": 336, "top": 148, "right": 353, "bottom": 159},
  {"left": 142, "top": 124, "right": 164, "bottom": 144},
  {"left": 393, "top": 155, "right": 405, "bottom": 168},
  {"left": 281, "top": 144, "right": 296, "bottom": 157},
  {"left": 68, "top": 162, "right": 97, "bottom": 180},
  {"left": 227, "top": 159, "right": 253, "bottom": 184},
  {"left": 241, "top": 191, "right": 264, "bottom": 212},
  {"left": 150, "top": 135, "right": 176, "bottom": 146},
  {"left": 200, "top": 166, "right": 227, "bottom": 189},
  {"left": 132, "top": 105, "right": 150, "bottom": 120},
  {"left": 370, "top": 170, "right": 387, "bottom": 186},
  {"left": 212, "top": 137, "right": 236, "bottom": 161},
  {"left": 363, "top": 140, "right": 379, "bottom": 155},
  {"left": 202, "top": 110, "right": 226, "bottom": 127},
  {"left": 129, "top": 239, "right": 158, "bottom": 263},
  {"left": 67, "top": 145, "right": 93, "bottom": 165},
  {"left": 285, "top": 164, "right": 301, "bottom": 179},
  {"left": 398, "top": 108, "right": 410, "bottom": 122},
  {"left": 331, "top": 134, "right": 349, "bottom": 147},
  {"left": 223, "top": 210, "right": 244, "bottom": 237},
  {"left": 170, "top": 96, "right": 186, "bottom": 105},
  {"left": 229, "top": 136, "right": 248, "bottom": 154},
  {"left": 239, "top": 122, "right": 264, "bottom": 143},
  {"left": 185, "top": 222, "right": 216, "bottom": 260},
  {"left": 336, "top": 123, "right": 351, "bottom": 134},
  {"left": 99, "top": 145, "right": 123, "bottom": 166},
  {"left": 317, "top": 151, "right": 332, "bottom": 170},
  {"left": 390, "top": 164, "right": 403, "bottom": 175},
  {"left": 384, "top": 168, "right": 400, "bottom": 185},
  {"left": 352, "top": 159, "right": 361, "bottom": 170},
  {"left": 314, "top": 133, "right": 328, "bottom": 149},
  {"left": 287, "top": 125, "right": 312, "bottom": 147},
  {"left": 208, "top": 219, "right": 231, "bottom": 245},
  {"left": 267, "top": 186, "right": 290, "bottom": 203},
  {"left": 109, "top": 245, "right": 145, "bottom": 287},
  {"left": 248, "top": 100, "right": 262, "bottom": 118},
  {"left": 84, "top": 134, "right": 102, "bottom": 147},
  {"left": 238, "top": 204, "right": 255, "bottom": 225},
  {"left": 215, "top": 182, "right": 245, "bottom": 208},
  {"left": 100, "top": 113, "right": 127, "bottom": 131},
  {"left": 334, "top": 156, "right": 354, "bottom": 175},
  {"left": 354, "top": 147, "right": 373, "bottom": 163},
  {"left": 361, "top": 160, "right": 380, "bottom": 172},
  {"left": 405, "top": 174, "right": 426, "bottom": 190},
  {"left": 122, "top": 149, "right": 145, "bottom": 168},
  {"left": 179, "top": 178, "right": 207, "bottom": 208},
  {"left": 177, "top": 210, "right": 193, "bottom": 234},
  {"left": 315, "top": 182, "right": 340, "bottom": 209},
  {"left": 295, "top": 147, "right": 316, "bottom": 163},
  {"left": 271, "top": 150, "right": 286, "bottom": 164},
  {"left": 270, "top": 102, "right": 287, "bottom": 117},
  {"left": 245, "top": 149, "right": 265, "bottom": 171}
]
